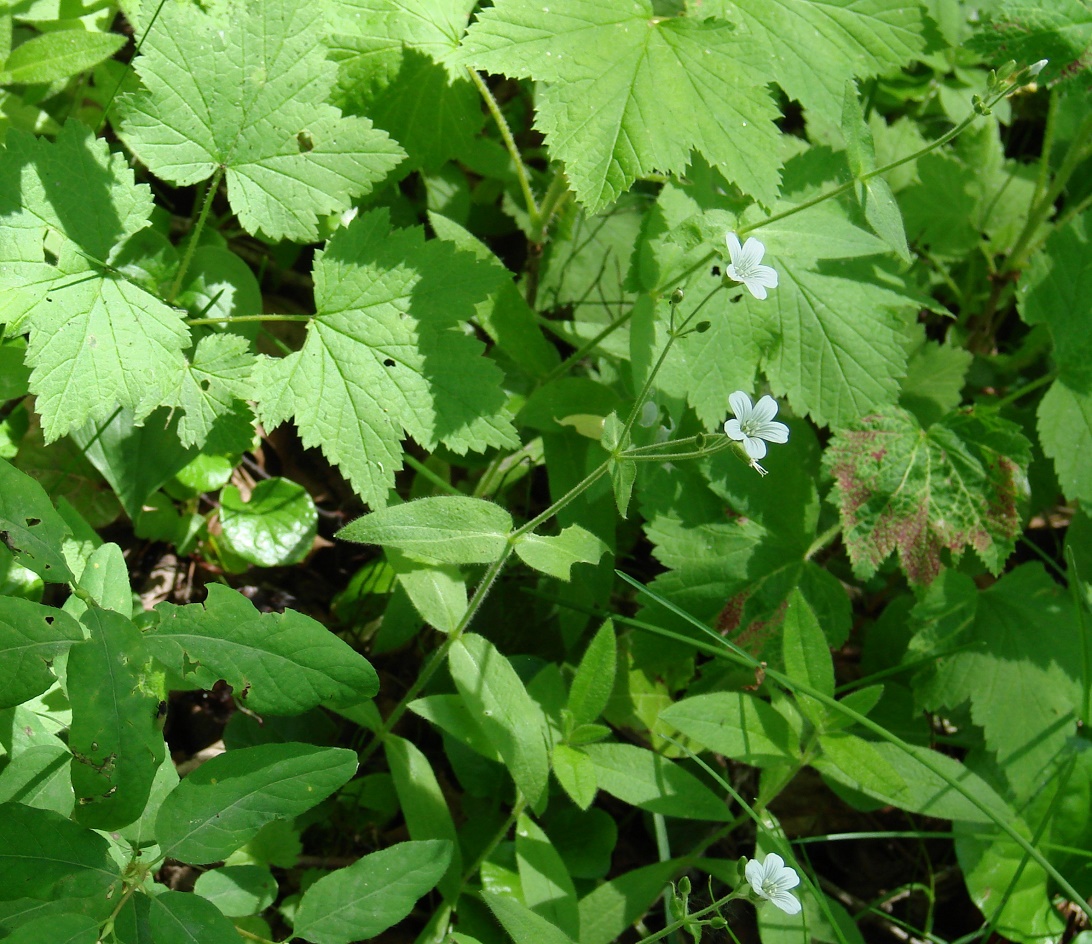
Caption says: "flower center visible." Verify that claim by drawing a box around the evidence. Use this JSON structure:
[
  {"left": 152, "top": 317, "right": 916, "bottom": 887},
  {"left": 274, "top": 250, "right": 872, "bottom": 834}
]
[{"left": 740, "top": 417, "right": 762, "bottom": 437}]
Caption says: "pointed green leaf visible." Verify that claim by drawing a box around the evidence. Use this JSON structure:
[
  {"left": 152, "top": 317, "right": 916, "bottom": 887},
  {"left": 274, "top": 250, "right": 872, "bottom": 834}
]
[
  {"left": 0, "top": 458, "right": 73, "bottom": 582},
  {"left": 146, "top": 890, "right": 239, "bottom": 944},
  {"left": 658, "top": 693, "right": 798, "bottom": 765},
  {"left": 458, "top": 0, "right": 781, "bottom": 210},
  {"left": 0, "top": 597, "right": 83, "bottom": 709},
  {"left": 448, "top": 633, "right": 550, "bottom": 807},
  {"left": 482, "top": 891, "right": 578, "bottom": 944},
  {"left": 155, "top": 743, "right": 358, "bottom": 864},
  {"left": 339, "top": 495, "right": 513, "bottom": 564},
  {"left": 567, "top": 621, "right": 616, "bottom": 728},
  {"left": 781, "top": 589, "right": 833, "bottom": 725},
  {"left": 68, "top": 542, "right": 131, "bottom": 618},
  {"left": 192, "top": 866, "right": 277, "bottom": 918},
  {"left": 514, "top": 524, "right": 608, "bottom": 581},
  {"left": 581, "top": 743, "right": 730, "bottom": 820},
  {"left": 150, "top": 584, "right": 379, "bottom": 714},
  {"left": 293, "top": 840, "right": 452, "bottom": 944},
  {"left": 824, "top": 407, "right": 1030, "bottom": 584},
  {"left": 68, "top": 607, "right": 165, "bottom": 830},
  {"left": 0, "top": 803, "right": 118, "bottom": 902},
  {"left": 258, "top": 210, "right": 517, "bottom": 506},
  {"left": 1, "top": 29, "right": 126, "bottom": 84},
  {"left": 515, "top": 813, "right": 580, "bottom": 937},
  {"left": 388, "top": 548, "right": 467, "bottom": 634},
  {"left": 551, "top": 743, "right": 598, "bottom": 809},
  {"left": 119, "top": 0, "right": 404, "bottom": 241}
]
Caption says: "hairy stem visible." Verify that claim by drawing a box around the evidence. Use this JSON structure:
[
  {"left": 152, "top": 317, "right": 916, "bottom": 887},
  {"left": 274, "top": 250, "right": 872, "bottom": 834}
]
[{"left": 168, "top": 166, "right": 224, "bottom": 304}]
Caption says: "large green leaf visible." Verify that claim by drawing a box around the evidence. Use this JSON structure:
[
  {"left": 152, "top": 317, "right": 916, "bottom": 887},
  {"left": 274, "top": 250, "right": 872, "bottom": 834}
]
[
  {"left": 258, "top": 210, "right": 517, "bottom": 506},
  {"left": 68, "top": 607, "right": 165, "bottom": 830},
  {"left": 119, "top": 0, "right": 404, "bottom": 241},
  {"left": 457, "top": 0, "right": 782, "bottom": 210},
  {"left": 1018, "top": 212, "right": 1092, "bottom": 505},
  {"left": 154, "top": 743, "right": 358, "bottom": 863},
  {"left": 659, "top": 693, "right": 798, "bottom": 766},
  {"left": 146, "top": 890, "right": 240, "bottom": 944},
  {"left": 824, "top": 407, "right": 1030, "bottom": 585},
  {"left": 448, "top": 633, "right": 550, "bottom": 808},
  {"left": 339, "top": 495, "right": 513, "bottom": 563},
  {"left": 150, "top": 585, "right": 378, "bottom": 715},
  {"left": 293, "top": 840, "right": 452, "bottom": 944},
  {"left": 0, "top": 804, "right": 118, "bottom": 902},
  {"left": 0, "top": 123, "right": 188, "bottom": 441},
  {"left": 0, "top": 597, "right": 82, "bottom": 709},
  {"left": 0, "top": 912, "right": 101, "bottom": 944},
  {"left": 969, "top": 0, "right": 1092, "bottom": 85}
]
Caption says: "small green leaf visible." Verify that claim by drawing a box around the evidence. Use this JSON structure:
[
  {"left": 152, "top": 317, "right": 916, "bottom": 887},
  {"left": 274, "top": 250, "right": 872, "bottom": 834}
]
[
  {"left": 568, "top": 621, "right": 616, "bottom": 728},
  {"left": 514, "top": 524, "right": 608, "bottom": 581},
  {"left": 155, "top": 743, "right": 358, "bottom": 864},
  {"left": 581, "top": 743, "right": 730, "bottom": 820},
  {"left": 293, "top": 840, "right": 452, "bottom": 944},
  {"left": 150, "top": 584, "right": 379, "bottom": 714},
  {"left": 781, "top": 588, "right": 834, "bottom": 725},
  {"left": 658, "top": 693, "right": 798, "bottom": 766},
  {"left": 0, "top": 457, "right": 74, "bottom": 583},
  {"left": 551, "top": 743, "right": 598, "bottom": 810},
  {"left": 0, "top": 597, "right": 83, "bottom": 709},
  {"left": 217, "top": 477, "right": 317, "bottom": 568},
  {"left": 516, "top": 813, "right": 580, "bottom": 937},
  {"left": 0, "top": 742, "right": 73, "bottom": 817},
  {"left": 68, "top": 542, "right": 131, "bottom": 618},
  {"left": 388, "top": 548, "right": 467, "bottom": 634},
  {"left": 146, "top": 890, "right": 240, "bottom": 944},
  {"left": 68, "top": 607, "right": 165, "bottom": 830},
  {"left": 193, "top": 866, "right": 278, "bottom": 917},
  {"left": 448, "top": 633, "right": 550, "bottom": 808},
  {"left": 482, "top": 890, "right": 578, "bottom": 944},
  {"left": 0, "top": 912, "right": 101, "bottom": 944},
  {"left": 1, "top": 29, "right": 126, "bottom": 85},
  {"left": 338, "top": 496, "right": 513, "bottom": 564}
]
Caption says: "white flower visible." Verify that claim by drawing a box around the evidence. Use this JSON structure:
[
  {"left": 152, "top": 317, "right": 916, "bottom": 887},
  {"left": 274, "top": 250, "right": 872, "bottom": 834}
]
[
  {"left": 745, "top": 854, "right": 801, "bottom": 915},
  {"left": 1028, "top": 58, "right": 1048, "bottom": 77},
  {"left": 724, "top": 391, "right": 789, "bottom": 463},
  {"left": 725, "top": 232, "right": 778, "bottom": 300}
]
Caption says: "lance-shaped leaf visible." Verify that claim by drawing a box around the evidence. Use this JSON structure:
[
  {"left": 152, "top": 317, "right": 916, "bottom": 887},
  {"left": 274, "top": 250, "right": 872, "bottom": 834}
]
[
  {"left": 824, "top": 407, "right": 1030, "bottom": 585},
  {"left": 155, "top": 743, "right": 358, "bottom": 864},
  {"left": 150, "top": 584, "right": 379, "bottom": 714},
  {"left": 293, "top": 840, "right": 452, "bottom": 944},
  {"left": 0, "top": 598, "right": 83, "bottom": 709},
  {"left": 0, "top": 123, "right": 188, "bottom": 440},
  {"left": 258, "top": 210, "right": 517, "bottom": 506},
  {"left": 457, "top": 0, "right": 782, "bottom": 211},
  {"left": 119, "top": 0, "right": 404, "bottom": 242},
  {"left": 68, "top": 607, "right": 166, "bottom": 830},
  {"left": 513, "top": 524, "right": 609, "bottom": 581},
  {"left": 0, "top": 458, "right": 73, "bottom": 583}
]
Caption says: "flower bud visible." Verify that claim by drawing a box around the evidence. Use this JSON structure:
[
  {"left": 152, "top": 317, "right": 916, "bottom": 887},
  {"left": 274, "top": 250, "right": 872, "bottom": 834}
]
[{"left": 1028, "top": 58, "right": 1048, "bottom": 77}]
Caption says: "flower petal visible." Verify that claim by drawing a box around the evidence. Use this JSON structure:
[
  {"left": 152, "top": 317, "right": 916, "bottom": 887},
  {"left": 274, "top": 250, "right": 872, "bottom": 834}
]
[
  {"left": 724, "top": 418, "right": 744, "bottom": 440},
  {"left": 744, "top": 858, "right": 765, "bottom": 891},
  {"left": 726, "top": 232, "right": 743, "bottom": 264},
  {"left": 750, "top": 395, "right": 779, "bottom": 425},
  {"left": 770, "top": 891, "right": 802, "bottom": 915},
  {"left": 744, "top": 278, "right": 768, "bottom": 300},
  {"left": 762, "top": 853, "right": 786, "bottom": 875},
  {"left": 743, "top": 436, "right": 767, "bottom": 460},
  {"left": 728, "top": 390, "right": 752, "bottom": 421},
  {"left": 740, "top": 237, "right": 765, "bottom": 268},
  {"left": 751, "top": 264, "right": 778, "bottom": 288},
  {"left": 757, "top": 421, "right": 790, "bottom": 444}
]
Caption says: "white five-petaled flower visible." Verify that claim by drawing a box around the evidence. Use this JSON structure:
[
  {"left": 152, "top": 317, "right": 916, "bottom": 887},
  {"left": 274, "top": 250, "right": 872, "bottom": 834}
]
[
  {"left": 745, "top": 853, "right": 802, "bottom": 915},
  {"left": 725, "top": 232, "right": 778, "bottom": 300},
  {"left": 724, "top": 391, "right": 789, "bottom": 474}
]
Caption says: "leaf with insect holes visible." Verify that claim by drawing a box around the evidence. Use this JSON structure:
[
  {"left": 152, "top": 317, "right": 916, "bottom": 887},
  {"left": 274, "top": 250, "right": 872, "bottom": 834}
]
[
  {"left": 167, "top": 333, "right": 256, "bottom": 449},
  {"left": 119, "top": 0, "right": 404, "bottom": 242},
  {"left": 456, "top": 0, "right": 782, "bottom": 211},
  {"left": 824, "top": 407, "right": 1030, "bottom": 585},
  {"left": 257, "top": 210, "right": 517, "bottom": 507},
  {"left": 0, "top": 122, "right": 188, "bottom": 441}
]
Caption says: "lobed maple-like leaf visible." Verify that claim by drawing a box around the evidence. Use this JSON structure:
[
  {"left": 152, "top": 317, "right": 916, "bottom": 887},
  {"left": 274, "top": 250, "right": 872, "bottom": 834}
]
[
  {"left": 119, "top": 0, "right": 405, "bottom": 242},
  {"left": 257, "top": 209, "right": 518, "bottom": 507},
  {"left": 0, "top": 122, "right": 188, "bottom": 440},
  {"left": 167, "top": 333, "right": 256, "bottom": 449},
  {"left": 824, "top": 407, "right": 1030, "bottom": 585},
  {"left": 969, "top": 0, "right": 1092, "bottom": 84},
  {"left": 457, "top": 0, "right": 782, "bottom": 211},
  {"left": 707, "top": 0, "right": 930, "bottom": 125}
]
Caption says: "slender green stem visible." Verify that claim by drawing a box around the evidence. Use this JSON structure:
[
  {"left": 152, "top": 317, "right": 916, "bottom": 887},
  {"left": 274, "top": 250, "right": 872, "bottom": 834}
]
[
  {"left": 511, "top": 460, "right": 611, "bottom": 539},
  {"left": 1066, "top": 546, "right": 1092, "bottom": 727},
  {"left": 532, "top": 169, "right": 571, "bottom": 244},
  {"left": 403, "top": 455, "right": 462, "bottom": 496},
  {"left": 1031, "top": 86, "right": 1060, "bottom": 209},
  {"left": 460, "top": 796, "right": 527, "bottom": 886},
  {"left": 805, "top": 522, "right": 842, "bottom": 561},
  {"left": 623, "top": 440, "right": 733, "bottom": 464},
  {"left": 96, "top": 0, "right": 168, "bottom": 134},
  {"left": 168, "top": 166, "right": 223, "bottom": 304},
  {"left": 979, "top": 371, "right": 1055, "bottom": 412},
  {"left": 468, "top": 67, "right": 539, "bottom": 226},
  {"left": 541, "top": 307, "right": 637, "bottom": 386},
  {"left": 185, "top": 313, "right": 311, "bottom": 326}
]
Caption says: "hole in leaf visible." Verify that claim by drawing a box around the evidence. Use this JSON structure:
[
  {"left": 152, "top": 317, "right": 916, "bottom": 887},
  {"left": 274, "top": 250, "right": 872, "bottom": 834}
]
[
  {"left": 383, "top": 358, "right": 396, "bottom": 368},
  {"left": 25, "top": 517, "right": 40, "bottom": 527}
]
